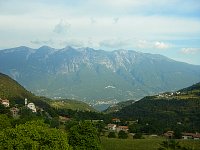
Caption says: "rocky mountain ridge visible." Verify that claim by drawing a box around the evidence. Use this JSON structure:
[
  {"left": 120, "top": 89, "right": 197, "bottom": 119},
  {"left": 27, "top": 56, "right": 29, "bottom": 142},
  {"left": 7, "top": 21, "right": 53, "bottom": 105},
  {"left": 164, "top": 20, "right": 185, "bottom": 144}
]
[{"left": 1, "top": 46, "right": 200, "bottom": 106}]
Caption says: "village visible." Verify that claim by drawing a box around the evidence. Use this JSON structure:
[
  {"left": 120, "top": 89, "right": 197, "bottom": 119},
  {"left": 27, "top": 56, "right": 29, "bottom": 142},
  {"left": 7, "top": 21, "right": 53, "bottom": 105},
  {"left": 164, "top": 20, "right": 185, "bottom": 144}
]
[
  {"left": 106, "top": 118, "right": 200, "bottom": 140},
  {"left": 0, "top": 98, "right": 36, "bottom": 118},
  {"left": 1, "top": 97, "right": 200, "bottom": 141},
  {"left": 156, "top": 91, "right": 181, "bottom": 99}
]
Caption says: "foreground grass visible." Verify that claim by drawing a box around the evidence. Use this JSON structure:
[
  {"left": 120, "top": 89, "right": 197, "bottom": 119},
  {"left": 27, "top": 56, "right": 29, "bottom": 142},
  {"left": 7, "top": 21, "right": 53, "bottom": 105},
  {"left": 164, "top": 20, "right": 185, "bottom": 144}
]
[
  {"left": 101, "top": 137, "right": 200, "bottom": 150},
  {"left": 178, "top": 140, "right": 200, "bottom": 150}
]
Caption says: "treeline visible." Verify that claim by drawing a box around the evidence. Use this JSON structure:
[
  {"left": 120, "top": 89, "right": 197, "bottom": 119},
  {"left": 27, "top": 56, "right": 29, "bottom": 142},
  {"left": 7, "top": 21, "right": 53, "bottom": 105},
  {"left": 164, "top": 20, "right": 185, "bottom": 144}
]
[{"left": 56, "top": 108, "right": 112, "bottom": 123}]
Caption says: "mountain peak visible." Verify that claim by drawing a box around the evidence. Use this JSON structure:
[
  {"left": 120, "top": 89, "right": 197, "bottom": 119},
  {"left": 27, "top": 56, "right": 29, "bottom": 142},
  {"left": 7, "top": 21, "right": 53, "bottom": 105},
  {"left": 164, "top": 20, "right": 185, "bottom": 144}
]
[{"left": 38, "top": 45, "right": 53, "bottom": 50}]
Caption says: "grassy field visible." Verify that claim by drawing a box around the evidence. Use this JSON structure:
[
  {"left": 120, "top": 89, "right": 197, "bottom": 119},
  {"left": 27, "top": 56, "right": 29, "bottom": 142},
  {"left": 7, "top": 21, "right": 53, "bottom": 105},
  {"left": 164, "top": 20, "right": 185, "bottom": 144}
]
[
  {"left": 101, "top": 137, "right": 200, "bottom": 150},
  {"left": 50, "top": 99, "right": 95, "bottom": 111}
]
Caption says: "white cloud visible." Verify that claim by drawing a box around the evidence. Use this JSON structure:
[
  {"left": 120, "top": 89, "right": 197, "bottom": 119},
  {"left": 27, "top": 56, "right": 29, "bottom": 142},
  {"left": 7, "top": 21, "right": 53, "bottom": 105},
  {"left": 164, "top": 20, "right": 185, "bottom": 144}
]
[
  {"left": 90, "top": 17, "right": 96, "bottom": 24},
  {"left": 137, "top": 40, "right": 152, "bottom": 49},
  {"left": 154, "top": 41, "right": 169, "bottom": 49},
  {"left": 31, "top": 39, "right": 54, "bottom": 45},
  {"left": 137, "top": 40, "right": 170, "bottom": 49},
  {"left": 53, "top": 20, "right": 71, "bottom": 34},
  {"left": 113, "top": 17, "right": 119, "bottom": 24},
  {"left": 181, "top": 48, "right": 200, "bottom": 54}
]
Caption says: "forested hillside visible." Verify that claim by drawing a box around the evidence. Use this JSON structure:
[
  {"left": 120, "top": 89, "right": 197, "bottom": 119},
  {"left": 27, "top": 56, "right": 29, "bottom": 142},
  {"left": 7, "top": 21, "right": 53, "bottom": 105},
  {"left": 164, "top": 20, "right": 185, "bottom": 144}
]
[{"left": 113, "top": 82, "right": 200, "bottom": 134}]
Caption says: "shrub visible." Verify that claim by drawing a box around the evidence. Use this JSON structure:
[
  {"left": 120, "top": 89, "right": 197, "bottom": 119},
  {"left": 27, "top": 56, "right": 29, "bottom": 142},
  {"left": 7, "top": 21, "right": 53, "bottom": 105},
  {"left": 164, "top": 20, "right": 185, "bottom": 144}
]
[
  {"left": 133, "top": 133, "right": 142, "bottom": 139},
  {"left": 118, "top": 130, "right": 128, "bottom": 139},
  {"left": 108, "top": 132, "right": 116, "bottom": 138}
]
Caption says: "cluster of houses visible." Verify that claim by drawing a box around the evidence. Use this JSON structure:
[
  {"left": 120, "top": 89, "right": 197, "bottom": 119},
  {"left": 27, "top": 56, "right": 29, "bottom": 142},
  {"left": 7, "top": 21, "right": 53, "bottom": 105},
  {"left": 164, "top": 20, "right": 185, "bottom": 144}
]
[
  {"left": 157, "top": 91, "right": 181, "bottom": 98},
  {"left": 182, "top": 133, "right": 200, "bottom": 140},
  {"left": 0, "top": 98, "right": 37, "bottom": 118},
  {"left": 107, "top": 118, "right": 129, "bottom": 133},
  {"left": 164, "top": 131, "right": 200, "bottom": 140},
  {"left": 107, "top": 123, "right": 129, "bottom": 133},
  {"left": 107, "top": 120, "right": 200, "bottom": 140}
]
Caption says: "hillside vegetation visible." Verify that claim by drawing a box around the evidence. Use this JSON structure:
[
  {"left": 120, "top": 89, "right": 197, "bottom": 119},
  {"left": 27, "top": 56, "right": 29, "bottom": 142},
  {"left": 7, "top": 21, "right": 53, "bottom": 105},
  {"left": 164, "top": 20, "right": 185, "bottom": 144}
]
[
  {"left": 0, "top": 73, "right": 34, "bottom": 102},
  {"left": 0, "top": 73, "right": 200, "bottom": 149},
  {"left": 104, "top": 100, "right": 135, "bottom": 113},
  {"left": 113, "top": 82, "right": 200, "bottom": 133},
  {"left": 50, "top": 99, "right": 96, "bottom": 112},
  {"left": 0, "top": 73, "right": 96, "bottom": 112}
]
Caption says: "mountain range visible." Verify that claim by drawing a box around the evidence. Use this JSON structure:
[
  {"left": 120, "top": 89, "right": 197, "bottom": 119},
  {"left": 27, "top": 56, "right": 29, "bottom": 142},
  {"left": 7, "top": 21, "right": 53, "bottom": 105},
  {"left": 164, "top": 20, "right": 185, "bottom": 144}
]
[{"left": 1, "top": 46, "right": 200, "bottom": 106}]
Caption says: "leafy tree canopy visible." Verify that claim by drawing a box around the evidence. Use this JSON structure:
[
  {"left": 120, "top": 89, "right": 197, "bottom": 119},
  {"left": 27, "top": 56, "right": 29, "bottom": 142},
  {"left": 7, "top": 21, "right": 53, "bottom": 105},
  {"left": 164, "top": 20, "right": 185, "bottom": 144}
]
[
  {"left": 68, "top": 121, "right": 101, "bottom": 150},
  {"left": 118, "top": 130, "right": 128, "bottom": 139},
  {"left": 0, "top": 114, "right": 12, "bottom": 130},
  {"left": 0, "top": 120, "right": 71, "bottom": 150},
  {"left": 108, "top": 132, "right": 116, "bottom": 138}
]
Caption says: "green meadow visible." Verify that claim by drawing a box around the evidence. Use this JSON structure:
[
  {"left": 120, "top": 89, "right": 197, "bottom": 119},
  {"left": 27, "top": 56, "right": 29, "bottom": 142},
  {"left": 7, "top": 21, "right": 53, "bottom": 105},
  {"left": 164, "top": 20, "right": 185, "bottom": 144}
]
[{"left": 101, "top": 137, "right": 200, "bottom": 150}]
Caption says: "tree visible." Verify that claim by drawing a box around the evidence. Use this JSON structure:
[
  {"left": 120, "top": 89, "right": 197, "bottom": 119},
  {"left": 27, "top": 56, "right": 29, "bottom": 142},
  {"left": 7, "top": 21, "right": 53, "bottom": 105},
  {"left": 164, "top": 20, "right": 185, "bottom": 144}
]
[
  {"left": 118, "top": 130, "right": 128, "bottom": 139},
  {"left": 133, "top": 133, "right": 142, "bottom": 139},
  {"left": 0, "top": 120, "right": 70, "bottom": 150},
  {"left": 108, "top": 132, "right": 116, "bottom": 138},
  {"left": 11, "top": 107, "right": 41, "bottom": 126},
  {"left": 65, "top": 120, "right": 78, "bottom": 131},
  {"left": 0, "top": 114, "right": 12, "bottom": 130},
  {"left": 95, "top": 121, "right": 106, "bottom": 136},
  {"left": 49, "top": 117, "right": 60, "bottom": 128},
  {"left": 68, "top": 121, "right": 101, "bottom": 150},
  {"left": 173, "top": 128, "right": 182, "bottom": 139},
  {"left": 128, "top": 123, "right": 142, "bottom": 133},
  {"left": 0, "top": 103, "right": 9, "bottom": 114}
]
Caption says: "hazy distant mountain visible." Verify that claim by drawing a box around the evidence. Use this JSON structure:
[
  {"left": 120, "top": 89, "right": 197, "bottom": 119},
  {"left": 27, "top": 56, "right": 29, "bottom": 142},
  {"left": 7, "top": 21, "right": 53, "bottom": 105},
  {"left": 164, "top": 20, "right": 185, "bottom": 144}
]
[{"left": 0, "top": 46, "right": 200, "bottom": 105}]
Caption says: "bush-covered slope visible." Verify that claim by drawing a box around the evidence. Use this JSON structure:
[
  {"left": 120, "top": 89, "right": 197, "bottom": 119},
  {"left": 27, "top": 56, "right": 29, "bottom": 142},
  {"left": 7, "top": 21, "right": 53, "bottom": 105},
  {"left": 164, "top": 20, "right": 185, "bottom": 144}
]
[
  {"left": 104, "top": 100, "right": 135, "bottom": 113},
  {"left": 0, "top": 73, "right": 34, "bottom": 102}
]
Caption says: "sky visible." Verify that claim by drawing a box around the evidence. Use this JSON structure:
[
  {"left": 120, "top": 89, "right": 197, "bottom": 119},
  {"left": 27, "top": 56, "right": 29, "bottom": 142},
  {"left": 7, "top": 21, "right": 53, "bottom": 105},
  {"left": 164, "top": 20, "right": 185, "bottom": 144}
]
[{"left": 0, "top": 0, "right": 200, "bottom": 65}]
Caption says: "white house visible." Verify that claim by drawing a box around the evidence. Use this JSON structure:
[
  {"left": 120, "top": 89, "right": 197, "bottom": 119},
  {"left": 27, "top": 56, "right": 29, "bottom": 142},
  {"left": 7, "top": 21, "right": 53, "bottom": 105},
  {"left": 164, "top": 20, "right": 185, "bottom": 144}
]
[
  {"left": 182, "top": 133, "right": 200, "bottom": 140},
  {"left": 10, "top": 107, "right": 20, "bottom": 118},
  {"left": 0, "top": 99, "right": 10, "bottom": 107},
  {"left": 27, "top": 103, "right": 37, "bottom": 112},
  {"left": 107, "top": 124, "right": 117, "bottom": 131}
]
